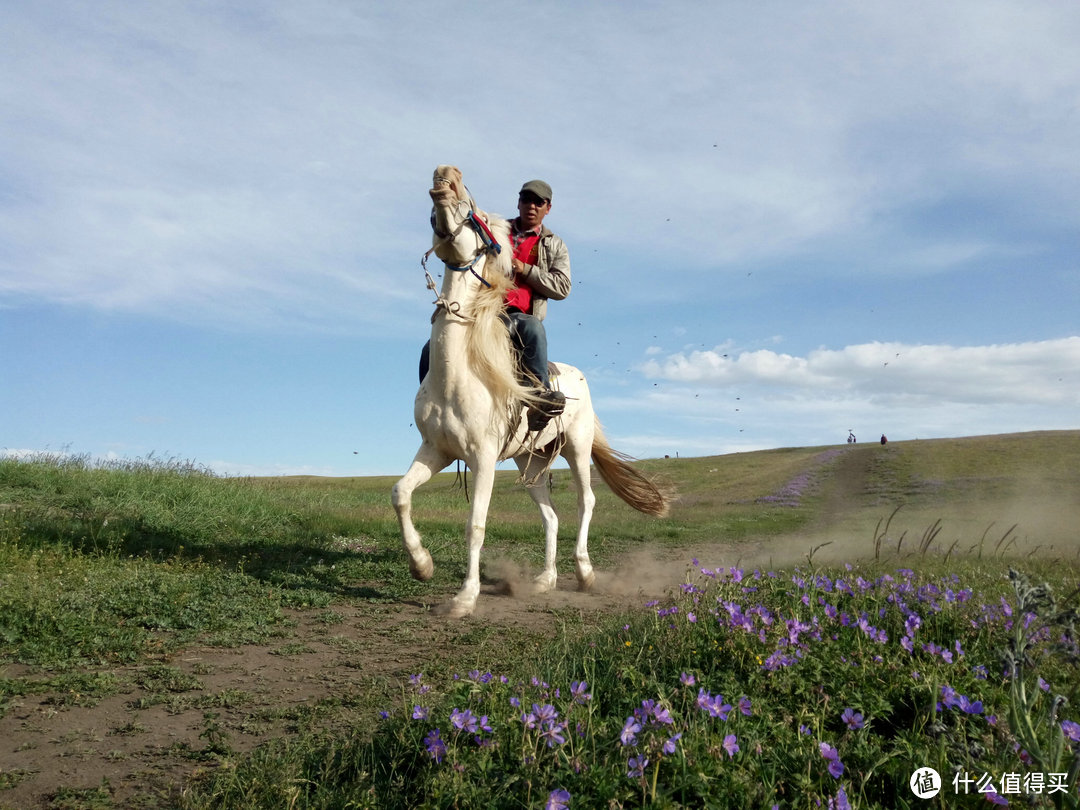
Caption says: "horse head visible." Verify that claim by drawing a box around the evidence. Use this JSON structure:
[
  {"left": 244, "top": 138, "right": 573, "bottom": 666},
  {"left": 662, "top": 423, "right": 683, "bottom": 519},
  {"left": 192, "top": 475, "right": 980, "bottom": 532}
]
[
  {"left": 429, "top": 165, "right": 478, "bottom": 265},
  {"left": 428, "top": 165, "right": 511, "bottom": 283}
]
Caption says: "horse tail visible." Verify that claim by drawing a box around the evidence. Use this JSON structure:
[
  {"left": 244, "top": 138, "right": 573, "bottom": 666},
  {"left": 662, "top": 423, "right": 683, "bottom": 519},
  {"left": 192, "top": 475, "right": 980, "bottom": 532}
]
[{"left": 591, "top": 420, "right": 671, "bottom": 517}]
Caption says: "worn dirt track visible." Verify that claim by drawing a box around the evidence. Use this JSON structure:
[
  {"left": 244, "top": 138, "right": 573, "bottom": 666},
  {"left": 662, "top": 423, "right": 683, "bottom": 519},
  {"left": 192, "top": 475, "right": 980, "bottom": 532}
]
[{"left": 0, "top": 541, "right": 762, "bottom": 809}]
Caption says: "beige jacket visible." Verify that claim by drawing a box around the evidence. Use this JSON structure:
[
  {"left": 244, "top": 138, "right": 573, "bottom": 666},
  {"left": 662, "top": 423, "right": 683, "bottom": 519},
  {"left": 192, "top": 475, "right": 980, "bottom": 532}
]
[{"left": 516, "top": 224, "right": 571, "bottom": 322}]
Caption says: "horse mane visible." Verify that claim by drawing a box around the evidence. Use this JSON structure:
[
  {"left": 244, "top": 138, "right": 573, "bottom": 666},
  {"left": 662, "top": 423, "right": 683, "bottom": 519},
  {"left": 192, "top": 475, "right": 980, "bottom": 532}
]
[{"left": 463, "top": 211, "right": 537, "bottom": 420}]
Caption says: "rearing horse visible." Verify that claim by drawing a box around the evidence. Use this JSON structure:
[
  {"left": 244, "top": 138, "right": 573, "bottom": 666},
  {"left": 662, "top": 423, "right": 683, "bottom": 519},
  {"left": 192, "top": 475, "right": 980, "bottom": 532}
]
[{"left": 392, "top": 166, "right": 669, "bottom": 617}]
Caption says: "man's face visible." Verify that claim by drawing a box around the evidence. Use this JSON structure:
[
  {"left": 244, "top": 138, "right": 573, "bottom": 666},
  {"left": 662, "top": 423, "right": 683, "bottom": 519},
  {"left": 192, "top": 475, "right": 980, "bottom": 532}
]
[{"left": 517, "top": 192, "right": 550, "bottom": 229}]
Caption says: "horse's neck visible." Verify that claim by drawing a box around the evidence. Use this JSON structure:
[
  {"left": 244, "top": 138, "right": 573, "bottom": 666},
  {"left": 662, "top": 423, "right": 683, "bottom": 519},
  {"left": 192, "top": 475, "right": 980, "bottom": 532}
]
[
  {"left": 428, "top": 318, "right": 468, "bottom": 375},
  {"left": 426, "top": 273, "right": 480, "bottom": 390}
]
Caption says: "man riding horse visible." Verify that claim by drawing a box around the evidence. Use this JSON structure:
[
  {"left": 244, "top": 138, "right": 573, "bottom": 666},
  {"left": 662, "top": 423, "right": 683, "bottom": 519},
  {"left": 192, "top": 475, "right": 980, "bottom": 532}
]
[
  {"left": 421, "top": 179, "right": 569, "bottom": 431},
  {"left": 395, "top": 165, "right": 668, "bottom": 617}
]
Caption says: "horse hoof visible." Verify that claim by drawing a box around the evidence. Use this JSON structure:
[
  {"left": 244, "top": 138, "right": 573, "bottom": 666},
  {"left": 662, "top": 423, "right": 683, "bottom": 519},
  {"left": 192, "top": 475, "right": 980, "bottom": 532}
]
[
  {"left": 577, "top": 568, "right": 596, "bottom": 592},
  {"left": 433, "top": 599, "right": 474, "bottom": 618},
  {"left": 532, "top": 572, "right": 557, "bottom": 594},
  {"left": 409, "top": 550, "right": 434, "bottom": 582}
]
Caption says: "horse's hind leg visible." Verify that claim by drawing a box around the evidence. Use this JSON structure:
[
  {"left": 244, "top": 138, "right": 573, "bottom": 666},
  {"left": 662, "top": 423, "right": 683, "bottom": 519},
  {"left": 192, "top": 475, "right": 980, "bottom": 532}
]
[
  {"left": 564, "top": 433, "right": 597, "bottom": 592},
  {"left": 514, "top": 450, "right": 559, "bottom": 593},
  {"left": 392, "top": 443, "right": 450, "bottom": 582}
]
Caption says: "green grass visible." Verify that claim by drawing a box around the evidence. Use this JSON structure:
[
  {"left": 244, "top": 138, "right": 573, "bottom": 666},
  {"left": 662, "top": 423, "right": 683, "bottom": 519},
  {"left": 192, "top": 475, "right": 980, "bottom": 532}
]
[{"left": 2, "top": 432, "right": 1080, "bottom": 807}]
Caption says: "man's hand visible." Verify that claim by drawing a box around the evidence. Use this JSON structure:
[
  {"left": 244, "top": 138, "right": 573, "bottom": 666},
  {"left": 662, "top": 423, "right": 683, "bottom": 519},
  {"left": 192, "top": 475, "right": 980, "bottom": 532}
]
[{"left": 512, "top": 258, "right": 527, "bottom": 275}]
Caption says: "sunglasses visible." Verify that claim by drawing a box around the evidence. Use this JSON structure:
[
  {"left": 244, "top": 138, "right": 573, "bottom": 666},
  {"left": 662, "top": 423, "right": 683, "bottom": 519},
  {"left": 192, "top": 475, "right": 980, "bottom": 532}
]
[{"left": 519, "top": 194, "right": 549, "bottom": 207}]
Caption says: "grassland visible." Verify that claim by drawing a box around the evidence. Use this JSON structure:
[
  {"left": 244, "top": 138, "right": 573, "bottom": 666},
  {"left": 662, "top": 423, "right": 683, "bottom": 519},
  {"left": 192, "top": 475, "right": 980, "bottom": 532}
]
[{"left": 1, "top": 430, "right": 1079, "bottom": 808}]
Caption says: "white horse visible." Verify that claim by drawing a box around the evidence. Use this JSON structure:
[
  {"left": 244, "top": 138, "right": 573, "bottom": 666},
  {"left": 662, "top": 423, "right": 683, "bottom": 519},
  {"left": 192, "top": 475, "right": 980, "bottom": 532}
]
[{"left": 392, "top": 165, "right": 670, "bottom": 617}]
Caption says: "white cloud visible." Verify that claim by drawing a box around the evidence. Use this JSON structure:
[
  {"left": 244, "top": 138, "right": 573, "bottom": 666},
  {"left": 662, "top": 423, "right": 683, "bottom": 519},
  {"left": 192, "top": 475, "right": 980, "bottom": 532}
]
[
  {"left": 641, "top": 338, "right": 1080, "bottom": 406},
  {"left": 597, "top": 337, "right": 1080, "bottom": 459}
]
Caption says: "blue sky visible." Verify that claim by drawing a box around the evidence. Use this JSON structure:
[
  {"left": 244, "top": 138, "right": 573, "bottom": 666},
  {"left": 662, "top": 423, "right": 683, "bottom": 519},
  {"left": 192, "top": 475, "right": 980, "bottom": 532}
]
[{"left": 2, "top": 1, "right": 1078, "bottom": 476}]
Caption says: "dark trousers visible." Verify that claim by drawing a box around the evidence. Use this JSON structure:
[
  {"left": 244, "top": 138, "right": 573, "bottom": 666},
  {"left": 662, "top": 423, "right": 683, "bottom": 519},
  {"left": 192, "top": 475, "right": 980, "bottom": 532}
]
[{"left": 419, "top": 310, "right": 550, "bottom": 387}]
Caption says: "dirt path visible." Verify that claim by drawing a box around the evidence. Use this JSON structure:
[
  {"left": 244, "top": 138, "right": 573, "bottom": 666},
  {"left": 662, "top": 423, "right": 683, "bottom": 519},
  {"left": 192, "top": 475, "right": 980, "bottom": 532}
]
[
  {"left": 0, "top": 543, "right": 759, "bottom": 809},
  {"left": 817, "top": 445, "right": 875, "bottom": 520}
]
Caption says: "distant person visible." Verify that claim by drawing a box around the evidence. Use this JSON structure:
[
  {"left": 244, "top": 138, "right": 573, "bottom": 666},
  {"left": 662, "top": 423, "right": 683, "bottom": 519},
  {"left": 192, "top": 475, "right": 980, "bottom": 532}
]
[
  {"left": 847, "top": 431, "right": 856, "bottom": 444},
  {"left": 880, "top": 434, "right": 888, "bottom": 445}
]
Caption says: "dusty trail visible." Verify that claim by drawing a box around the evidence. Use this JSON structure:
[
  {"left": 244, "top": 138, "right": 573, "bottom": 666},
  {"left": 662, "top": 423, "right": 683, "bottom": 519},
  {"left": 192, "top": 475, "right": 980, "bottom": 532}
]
[{"left": 0, "top": 541, "right": 754, "bottom": 809}]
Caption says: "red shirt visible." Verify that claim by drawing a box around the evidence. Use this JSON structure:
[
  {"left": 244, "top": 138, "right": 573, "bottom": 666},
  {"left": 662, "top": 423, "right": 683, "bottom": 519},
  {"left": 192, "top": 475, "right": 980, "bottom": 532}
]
[{"left": 505, "top": 224, "right": 541, "bottom": 313}]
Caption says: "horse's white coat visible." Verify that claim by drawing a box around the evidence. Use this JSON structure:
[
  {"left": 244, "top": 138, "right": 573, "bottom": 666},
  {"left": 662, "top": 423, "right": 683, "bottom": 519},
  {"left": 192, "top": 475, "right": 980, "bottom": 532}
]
[{"left": 392, "top": 166, "right": 664, "bottom": 617}]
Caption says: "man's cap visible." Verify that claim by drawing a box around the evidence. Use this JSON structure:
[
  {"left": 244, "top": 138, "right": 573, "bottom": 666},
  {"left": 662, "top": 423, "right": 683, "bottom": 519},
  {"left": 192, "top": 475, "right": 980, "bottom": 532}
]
[{"left": 519, "top": 180, "right": 553, "bottom": 202}]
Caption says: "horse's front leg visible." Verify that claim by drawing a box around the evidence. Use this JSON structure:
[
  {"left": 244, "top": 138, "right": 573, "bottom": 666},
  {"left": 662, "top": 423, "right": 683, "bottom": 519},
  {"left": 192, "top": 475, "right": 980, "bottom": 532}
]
[
  {"left": 437, "top": 456, "right": 497, "bottom": 617},
  {"left": 392, "top": 442, "right": 450, "bottom": 582}
]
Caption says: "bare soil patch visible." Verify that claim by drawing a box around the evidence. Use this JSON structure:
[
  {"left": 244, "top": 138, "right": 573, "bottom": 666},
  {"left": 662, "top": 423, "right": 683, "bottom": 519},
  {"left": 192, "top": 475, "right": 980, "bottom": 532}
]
[{"left": 0, "top": 542, "right": 760, "bottom": 809}]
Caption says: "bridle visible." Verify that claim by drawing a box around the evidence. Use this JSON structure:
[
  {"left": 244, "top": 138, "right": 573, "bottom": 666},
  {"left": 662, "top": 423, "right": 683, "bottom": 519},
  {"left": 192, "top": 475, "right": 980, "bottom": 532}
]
[{"left": 422, "top": 191, "right": 503, "bottom": 318}]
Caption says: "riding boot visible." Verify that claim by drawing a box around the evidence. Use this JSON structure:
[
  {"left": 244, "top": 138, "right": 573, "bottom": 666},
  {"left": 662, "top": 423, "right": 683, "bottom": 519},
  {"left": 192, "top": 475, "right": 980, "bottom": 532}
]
[{"left": 528, "top": 389, "right": 566, "bottom": 432}]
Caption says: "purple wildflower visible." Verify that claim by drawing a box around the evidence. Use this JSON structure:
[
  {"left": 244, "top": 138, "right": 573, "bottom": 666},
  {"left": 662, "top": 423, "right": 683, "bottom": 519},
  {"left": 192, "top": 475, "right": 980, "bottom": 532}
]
[
  {"left": 680, "top": 672, "right": 696, "bottom": 687},
  {"left": 545, "top": 789, "right": 571, "bottom": 810},
  {"left": 940, "top": 685, "right": 961, "bottom": 710},
  {"left": 663, "top": 732, "right": 683, "bottom": 754},
  {"left": 829, "top": 786, "right": 851, "bottom": 810},
  {"left": 738, "top": 696, "right": 752, "bottom": 716},
  {"left": 451, "top": 708, "right": 477, "bottom": 734},
  {"left": 696, "top": 688, "right": 713, "bottom": 713},
  {"left": 412, "top": 705, "right": 429, "bottom": 720},
  {"left": 620, "top": 716, "right": 641, "bottom": 746},
  {"left": 627, "top": 754, "right": 649, "bottom": 779},
  {"left": 820, "top": 742, "right": 845, "bottom": 778},
  {"left": 570, "top": 681, "right": 591, "bottom": 704},
  {"left": 722, "top": 734, "right": 739, "bottom": 758},
  {"left": 540, "top": 721, "right": 567, "bottom": 748},
  {"left": 841, "top": 708, "right": 864, "bottom": 730},
  {"left": 450, "top": 708, "right": 478, "bottom": 734},
  {"left": 424, "top": 728, "right": 446, "bottom": 763},
  {"left": 959, "top": 695, "right": 983, "bottom": 715},
  {"left": 534, "top": 703, "right": 558, "bottom": 724},
  {"left": 1062, "top": 720, "right": 1080, "bottom": 742},
  {"left": 651, "top": 704, "right": 675, "bottom": 726},
  {"left": 636, "top": 699, "right": 657, "bottom": 721}
]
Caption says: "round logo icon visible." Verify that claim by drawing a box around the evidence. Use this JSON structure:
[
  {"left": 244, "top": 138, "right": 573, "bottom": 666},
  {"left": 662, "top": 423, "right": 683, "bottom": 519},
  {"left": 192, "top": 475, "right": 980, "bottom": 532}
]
[{"left": 910, "top": 767, "right": 941, "bottom": 799}]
